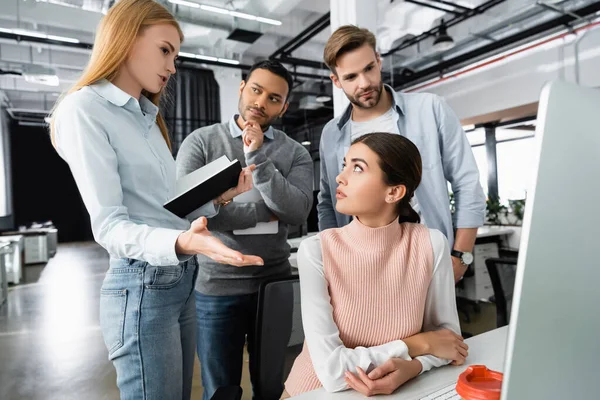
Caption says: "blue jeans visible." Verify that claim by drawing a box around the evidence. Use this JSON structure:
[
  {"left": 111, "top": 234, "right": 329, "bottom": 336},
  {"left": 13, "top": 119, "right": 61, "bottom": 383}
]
[
  {"left": 195, "top": 291, "right": 259, "bottom": 400},
  {"left": 99, "top": 257, "right": 198, "bottom": 400}
]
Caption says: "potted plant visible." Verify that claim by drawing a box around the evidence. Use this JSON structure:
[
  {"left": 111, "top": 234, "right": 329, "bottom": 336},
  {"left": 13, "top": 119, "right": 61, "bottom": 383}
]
[
  {"left": 507, "top": 199, "right": 526, "bottom": 226},
  {"left": 449, "top": 191, "right": 456, "bottom": 216},
  {"left": 486, "top": 197, "right": 507, "bottom": 225}
]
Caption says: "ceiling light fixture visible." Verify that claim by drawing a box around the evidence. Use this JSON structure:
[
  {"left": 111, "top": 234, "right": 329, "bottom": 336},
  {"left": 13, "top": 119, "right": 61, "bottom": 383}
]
[
  {"left": 217, "top": 58, "right": 241, "bottom": 65},
  {"left": 0, "top": 27, "right": 80, "bottom": 44},
  {"left": 169, "top": 0, "right": 200, "bottom": 8},
  {"left": 315, "top": 65, "right": 332, "bottom": 103},
  {"left": 315, "top": 83, "right": 332, "bottom": 103},
  {"left": 37, "top": 0, "right": 79, "bottom": 9},
  {"left": 168, "top": 1, "right": 282, "bottom": 26},
  {"left": 24, "top": 74, "right": 60, "bottom": 86},
  {"left": 21, "top": 64, "right": 61, "bottom": 87},
  {"left": 36, "top": 0, "right": 107, "bottom": 14},
  {"left": 433, "top": 19, "right": 454, "bottom": 52},
  {"left": 178, "top": 52, "right": 239, "bottom": 65}
]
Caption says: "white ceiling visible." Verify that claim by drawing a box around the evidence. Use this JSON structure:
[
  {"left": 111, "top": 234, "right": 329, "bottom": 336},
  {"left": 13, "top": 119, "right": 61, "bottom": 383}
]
[{"left": 0, "top": 0, "right": 595, "bottom": 110}]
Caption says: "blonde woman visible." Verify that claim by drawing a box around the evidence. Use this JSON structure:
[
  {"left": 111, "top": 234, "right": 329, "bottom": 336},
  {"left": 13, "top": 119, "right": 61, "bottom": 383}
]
[{"left": 50, "top": 0, "right": 263, "bottom": 398}]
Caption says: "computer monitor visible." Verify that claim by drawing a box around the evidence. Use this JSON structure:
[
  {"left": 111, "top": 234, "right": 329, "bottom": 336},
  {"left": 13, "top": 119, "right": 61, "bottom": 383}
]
[{"left": 501, "top": 81, "right": 600, "bottom": 399}]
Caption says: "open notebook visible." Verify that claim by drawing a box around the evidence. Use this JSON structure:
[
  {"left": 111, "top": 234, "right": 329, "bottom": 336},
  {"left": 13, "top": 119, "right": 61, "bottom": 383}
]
[
  {"left": 233, "top": 187, "right": 278, "bottom": 235},
  {"left": 164, "top": 155, "right": 241, "bottom": 219}
]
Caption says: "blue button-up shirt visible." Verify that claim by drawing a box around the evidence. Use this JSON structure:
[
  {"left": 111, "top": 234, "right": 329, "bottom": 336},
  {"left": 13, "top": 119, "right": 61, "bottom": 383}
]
[
  {"left": 54, "top": 80, "right": 215, "bottom": 266},
  {"left": 317, "top": 85, "right": 486, "bottom": 248}
]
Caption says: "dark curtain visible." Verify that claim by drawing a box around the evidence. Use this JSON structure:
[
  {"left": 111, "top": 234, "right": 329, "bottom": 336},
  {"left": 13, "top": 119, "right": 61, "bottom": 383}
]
[
  {"left": 162, "top": 66, "right": 221, "bottom": 156},
  {"left": 9, "top": 120, "right": 93, "bottom": 242}
]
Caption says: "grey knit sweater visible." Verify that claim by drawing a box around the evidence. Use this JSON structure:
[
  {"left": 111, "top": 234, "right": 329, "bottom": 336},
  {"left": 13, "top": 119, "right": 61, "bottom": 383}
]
[{"left": 176, "top": 119, "right": 313, "bottom": 295}]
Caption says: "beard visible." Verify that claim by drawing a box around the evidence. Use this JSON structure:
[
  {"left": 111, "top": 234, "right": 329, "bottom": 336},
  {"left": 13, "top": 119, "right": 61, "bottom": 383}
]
[
  {"left": 346, "top": 80, "right": 384, "bottom": 109},
  {"left": 237, "top": 97, "right": 278, "bottom": 130}
]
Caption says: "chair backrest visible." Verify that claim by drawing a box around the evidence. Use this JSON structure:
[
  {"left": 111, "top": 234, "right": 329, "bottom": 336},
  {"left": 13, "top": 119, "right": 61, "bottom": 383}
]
[
  {"left": 210, "top": 386, "right": 242, "bottom": 400},
  {"left": 254, "top": 275, "right": 304, "bottom": 400},
  {"left": 485, "top": 257, "right": 518, "bottom": 327}
]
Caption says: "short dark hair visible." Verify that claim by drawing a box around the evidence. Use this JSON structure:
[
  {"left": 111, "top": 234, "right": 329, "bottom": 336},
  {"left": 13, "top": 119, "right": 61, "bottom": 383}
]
[{"left": 246, "top": 60, "right": 294, "bottom": 100}]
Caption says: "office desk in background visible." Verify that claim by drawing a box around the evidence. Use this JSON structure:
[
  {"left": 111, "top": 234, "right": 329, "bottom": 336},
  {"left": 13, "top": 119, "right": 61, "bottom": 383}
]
[
  {"left": 289, "top": 326, "right": 508, "bottom": 400},
  {"left": 457, "top": 226, "right": 515, "bottom": 302},
  {"left": 0, "top": 228, "right": 57, "bottom": 265},
  {"left": 287, "top": 233, "right": 317, "bottom": 270},
  {"left": 0, "top": 235, "right": 24, "bottom": 284},
  {"left": 0, "top": 242, "right": 11, "bottom": 307}
]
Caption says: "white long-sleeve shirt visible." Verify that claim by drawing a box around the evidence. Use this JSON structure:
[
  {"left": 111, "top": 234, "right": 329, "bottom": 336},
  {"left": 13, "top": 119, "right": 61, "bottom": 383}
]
[{"left": 54, "top": 80, "right": 216, "bottom": 266}]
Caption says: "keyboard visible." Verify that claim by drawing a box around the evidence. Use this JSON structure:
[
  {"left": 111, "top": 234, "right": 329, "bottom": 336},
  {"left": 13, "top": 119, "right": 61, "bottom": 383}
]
[{"left": 418, "top": 383, "right": 460, "bottom": 400}]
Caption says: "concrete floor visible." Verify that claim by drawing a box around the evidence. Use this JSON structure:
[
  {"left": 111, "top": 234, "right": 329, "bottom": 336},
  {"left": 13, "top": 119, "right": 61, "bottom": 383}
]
[
  {"left": 0, "top": 242, "right": 497, "bottom": 400},
  {"left": 0, "top": 242, "right": 244, "bottom": 400}
]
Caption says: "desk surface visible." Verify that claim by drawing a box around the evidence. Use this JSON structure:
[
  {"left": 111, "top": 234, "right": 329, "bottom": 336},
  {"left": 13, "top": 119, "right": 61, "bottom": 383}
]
[
  {"left": 0, "top": 235, "right": 24, "bottom": 242},
  {"left": 0, "top": 228, "right": 56, "bottom": 236},
  {"left": 288, "top": 233, "right": 318, "bottom": 249},
  {"left": 476, "top": 226, "right": 514, "bottom": 238},
  {"left": 290, "top": 326, "right": 508, "bottom": 400}
]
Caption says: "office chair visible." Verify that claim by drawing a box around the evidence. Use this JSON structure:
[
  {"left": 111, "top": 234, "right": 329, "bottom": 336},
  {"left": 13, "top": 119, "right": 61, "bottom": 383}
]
[
  {"left": 253, "top": 276, "right": 304, "bottom": 400},
  {"left": 210, "top": 386, "right": 243, "bottom": 400},
  {"left": 485, "top": 257, "right": 518, "bottom": 327}
]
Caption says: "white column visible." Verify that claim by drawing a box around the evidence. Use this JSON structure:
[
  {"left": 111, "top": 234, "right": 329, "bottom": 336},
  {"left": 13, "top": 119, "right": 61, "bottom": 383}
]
[
  {"left": 210, "top": 67, "right": 242, "bottom": 123},
  {"left": 330, "top": 0, "right": 379, "bottom": 117}
]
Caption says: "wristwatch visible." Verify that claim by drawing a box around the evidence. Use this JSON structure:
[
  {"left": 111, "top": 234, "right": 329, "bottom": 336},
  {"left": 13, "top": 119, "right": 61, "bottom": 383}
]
[
  {"left": 451, "top": 250, "right": 474, "bottom": 266},
  {"left": 216, "top": 195, "right": 232, "bottom": 207}
]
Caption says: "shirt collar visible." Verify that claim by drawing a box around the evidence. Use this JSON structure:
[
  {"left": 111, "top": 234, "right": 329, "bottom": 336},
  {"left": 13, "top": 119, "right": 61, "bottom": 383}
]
[
  {"left": 91, "top": 79, "right": 159, "bottom": 119},
  {"left": 229, "top": 115, "right": 275, "bottom": 140},
  {"left": 337, "top": 84, "right": 405, "bottom": 129}
]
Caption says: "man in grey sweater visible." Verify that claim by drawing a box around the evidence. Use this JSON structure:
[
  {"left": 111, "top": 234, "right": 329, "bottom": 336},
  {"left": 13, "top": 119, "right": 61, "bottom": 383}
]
[{"left": 176, "top": 60, "right": 313, "bottom": 400}]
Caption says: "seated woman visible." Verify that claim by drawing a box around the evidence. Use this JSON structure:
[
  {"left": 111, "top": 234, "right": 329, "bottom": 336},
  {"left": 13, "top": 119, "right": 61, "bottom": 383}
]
[{"left": 284, "top": 132, "right": 467, "bottom": 398}]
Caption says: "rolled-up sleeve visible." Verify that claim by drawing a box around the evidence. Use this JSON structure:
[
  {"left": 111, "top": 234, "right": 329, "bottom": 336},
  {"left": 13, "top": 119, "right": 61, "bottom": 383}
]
[
  {"left": 54, "top": 100, "right": 185, "bottom": 266},
  {"left": 317, "top": 130, "right": 339, "bottom": 231}
]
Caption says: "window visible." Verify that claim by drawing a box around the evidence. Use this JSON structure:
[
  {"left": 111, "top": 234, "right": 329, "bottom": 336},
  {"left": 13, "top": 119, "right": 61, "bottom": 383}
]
[
  {"left": 496, "top": 136, "right": 537, "bottom": 204},
  {"left": 471, "top": 145, "right": 488, "bottom": 197},
  {"left": 447, "top": 128, "right": 488, "bottom": 197},
  {"left": 466, "top": 128, "right": 488, "bottom": 197}
]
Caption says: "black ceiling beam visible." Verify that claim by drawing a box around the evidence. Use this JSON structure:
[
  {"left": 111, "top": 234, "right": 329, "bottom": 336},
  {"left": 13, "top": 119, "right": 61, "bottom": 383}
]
[
  {"left": 180, "top": 60, "right": 326, "bottom": 80},
  {"left": 405, "top": 0, "right": 463, "bottom": 15},
  {"left": 270, "top": 12, "right": 330, "bottom": 59},
  {"left": 240, "top": 65, "right": 326, "bottom": 80},
  {"left": 393, "top": 0, "right": 600, "bottom": 90},
  {"left": 278, "top": 56, "right": 328, "bottom": 70},
  {"left": 428, "top": 0, "right": 473, "bottom": 12},
  {"left": 383, "top": 0, "right": 505, "bottom": 56}
]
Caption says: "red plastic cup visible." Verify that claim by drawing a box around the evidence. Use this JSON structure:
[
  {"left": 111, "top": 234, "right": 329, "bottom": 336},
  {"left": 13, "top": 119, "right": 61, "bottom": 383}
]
[{"left": 455, "top": 365, "right": 503, "bottom": 400}]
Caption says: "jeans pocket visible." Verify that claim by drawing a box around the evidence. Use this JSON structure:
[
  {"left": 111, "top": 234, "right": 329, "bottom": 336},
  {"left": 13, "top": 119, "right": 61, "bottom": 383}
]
[
  {"left": 145, "top": 265, "right": 185, "bottom": 290},
  {"left": 99, "top": 289, "right": 128, "bottom": 357}
]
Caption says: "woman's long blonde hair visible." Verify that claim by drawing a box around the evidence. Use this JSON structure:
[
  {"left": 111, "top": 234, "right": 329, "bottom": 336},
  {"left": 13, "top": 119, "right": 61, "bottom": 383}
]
[{"left": 50, "top": 0, "right": 183, "bottom": 150}]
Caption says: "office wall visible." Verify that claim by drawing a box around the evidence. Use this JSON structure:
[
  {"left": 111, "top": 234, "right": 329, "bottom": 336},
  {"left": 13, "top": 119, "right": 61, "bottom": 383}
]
[
  {"left": 9, "top": 120, "right": 92, "bottom": 242},
  {"left": 415, "top": 26, "right": 600, "bottom": 121}
]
